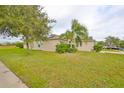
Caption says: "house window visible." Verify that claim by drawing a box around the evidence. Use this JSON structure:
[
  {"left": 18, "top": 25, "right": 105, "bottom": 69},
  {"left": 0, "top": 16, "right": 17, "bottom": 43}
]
[{"left": 38, "top": 44, "right": 41, "bottom": 48}]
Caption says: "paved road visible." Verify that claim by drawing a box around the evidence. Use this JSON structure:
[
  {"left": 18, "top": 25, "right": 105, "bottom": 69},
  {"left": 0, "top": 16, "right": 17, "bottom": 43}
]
[
  {"left": 101, "top": 51, "right": 124, "bottom": 54},
  {"left": 0, "top": 61, "right": 27, "bottom": 88}
]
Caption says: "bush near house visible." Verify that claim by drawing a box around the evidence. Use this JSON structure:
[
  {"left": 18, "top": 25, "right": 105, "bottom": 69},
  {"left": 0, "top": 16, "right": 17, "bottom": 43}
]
[
  {"left": 94, "top": 43, "right": 103, "bottom": 52},
  {"left": 56, "top": 43, "right": 68, "bottom": 53},
  {"left": 56, "top": 43, "right": 77, "bottom": 53},
  {"left": 15, "top": 42, "right": 23, "bottom": 48},
  {"left": 120, "top": 40, "right": 124, "bottom": 48},
  {"left": 67, "top": 44, "right": 77, "bottom": 53}
]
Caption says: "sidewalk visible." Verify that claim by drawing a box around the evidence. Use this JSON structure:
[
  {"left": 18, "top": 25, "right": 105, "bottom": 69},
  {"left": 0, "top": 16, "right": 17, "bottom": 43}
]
[{"left": 0, "top": 61, "right": 27, "bottom": 88}]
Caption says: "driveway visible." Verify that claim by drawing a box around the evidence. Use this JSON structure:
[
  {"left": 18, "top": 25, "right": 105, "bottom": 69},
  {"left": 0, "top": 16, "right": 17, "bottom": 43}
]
[
  {"left": 101, "top": 51, "right": 124, "bottom": 54},
  {"left": 0, "top": 61, "right": 27, "bottom": 88}
]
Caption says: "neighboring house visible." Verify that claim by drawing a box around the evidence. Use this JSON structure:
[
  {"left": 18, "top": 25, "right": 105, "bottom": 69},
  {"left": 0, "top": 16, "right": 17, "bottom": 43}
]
[{"left": 24, "top": 34, "right": 95, "bottom": 51}]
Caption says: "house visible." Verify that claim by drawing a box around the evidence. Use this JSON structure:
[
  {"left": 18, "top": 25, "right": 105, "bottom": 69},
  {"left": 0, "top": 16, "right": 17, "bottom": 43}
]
[{"left": 24, "top": 34, "right": 95, "bottom": 51}]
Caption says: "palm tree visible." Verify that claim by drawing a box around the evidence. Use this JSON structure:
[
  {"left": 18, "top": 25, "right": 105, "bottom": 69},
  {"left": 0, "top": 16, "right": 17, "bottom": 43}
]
[
  {"left": 60, "top": 30, "right": 73, "bottom": 46},
  {"left": 65, "top": 30, "right": 73, "bottom": 43},
  {"left": 60, "top": 19, "right": 88, "bottom": 47},
  {"left": 71, "top": 19, "right": 88, "bottom": 47}
]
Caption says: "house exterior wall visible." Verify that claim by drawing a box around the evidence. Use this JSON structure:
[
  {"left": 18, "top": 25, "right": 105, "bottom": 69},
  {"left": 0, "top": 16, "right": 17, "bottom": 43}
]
[
  {"left": 38, "top": 40, "right": 60, "bottom": 51},
  {"left": 24, "top": 40, "right": 60, "bottom": 51},
  {"left": 77, "top": 42, "right": 94, "bottom": 51},
  {"left": 24, "top": 40, "right": 94, "bottom": 51}
]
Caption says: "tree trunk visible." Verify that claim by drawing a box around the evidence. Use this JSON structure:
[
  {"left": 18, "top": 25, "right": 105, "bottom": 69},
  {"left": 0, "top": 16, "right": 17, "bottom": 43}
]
[
  {"left": 25, "top": 36, "right": 29, "bottom": 49},
  {"left": 26, "top": 41, "right": 29, "bottom": 49}
]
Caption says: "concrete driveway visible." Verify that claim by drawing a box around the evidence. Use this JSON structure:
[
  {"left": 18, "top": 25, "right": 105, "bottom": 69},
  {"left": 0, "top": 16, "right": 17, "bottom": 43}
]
[
  {"left": 0, "top": 61, "right": 27, "bottom": 88},
  {"left": 101, "top": 51, "right": 124, "bottom": 54}
]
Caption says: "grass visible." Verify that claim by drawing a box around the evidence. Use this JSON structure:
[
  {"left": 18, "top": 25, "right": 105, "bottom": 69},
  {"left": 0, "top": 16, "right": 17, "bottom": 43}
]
[{"left": 0, "top": 47, "right": 124, "bottom": 88}]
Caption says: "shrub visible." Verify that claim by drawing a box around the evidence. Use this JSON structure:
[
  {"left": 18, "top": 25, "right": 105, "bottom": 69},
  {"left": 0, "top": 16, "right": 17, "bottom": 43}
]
[
  {"left": 15, "top": 42, "right": 23, "bottom": 48},
  {"left": 94, "top": 43, "right": 103, "bottom": 52},
  {"left": 67, "top": 44, "right": 77, "bottom": 53},
  {"left": 67, "top": 48, "right": 77, "bottom": 53},
  {"left": 120, "top": 40, "right": 124, "bottom": 48},
  {"left": 56, "top": 43, "right": 69, "bottom": 53},
  {"left": 56, "top": 43, "right": 77, "bottom": 53}
]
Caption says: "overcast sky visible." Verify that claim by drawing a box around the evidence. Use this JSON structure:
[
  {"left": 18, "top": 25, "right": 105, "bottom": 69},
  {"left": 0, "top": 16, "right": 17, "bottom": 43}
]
[
  {"left": 44, "top": 5, "right": 124, "bottom": 41},
  {"left": 0, "top": 5, "right": 124, "bottom": 43}
]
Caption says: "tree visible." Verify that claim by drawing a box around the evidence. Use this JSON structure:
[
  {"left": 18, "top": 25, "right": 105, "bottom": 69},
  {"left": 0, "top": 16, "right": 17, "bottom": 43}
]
[
  {"left": 88, "top": 36, "right": 94, "bottom": 41},
  {"left": 97, "top": 41, "right": 105, "bottom": 46},
  {"left": 105, "top": 36, "right": 120, "bottom": 48},
  {"left": 0, "top": 6, "right": 54, "bottom": 49},
  {"left": 60, "top": 19, "right": 88, "bottom": 47},
  {"left": 71, "top": 19, "right": 88, "bottom": 47},
  {"left": 120, "top": 40, "right": 124, "bottom": 48},
  {"left": 94, "top": 42, "right": 103, "bottom": 52},
  {"left": 60, "top": 30, "right": 73, "bottom": 45}
]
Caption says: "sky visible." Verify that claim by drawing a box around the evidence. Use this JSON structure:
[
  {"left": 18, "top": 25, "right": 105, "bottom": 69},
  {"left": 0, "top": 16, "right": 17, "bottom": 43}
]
[
  {"left": 0, "top": 36, "right": 21, "bottom": 43},
  {"left": 44, "top": 5, "right": 124, "bottom": 41},
  {"left": 0, "top": 5, "right": 124, "bottom": 43}
]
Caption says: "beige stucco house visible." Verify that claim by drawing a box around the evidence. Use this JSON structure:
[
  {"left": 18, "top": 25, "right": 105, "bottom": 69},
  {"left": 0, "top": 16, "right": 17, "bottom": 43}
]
[{"left": 24, "top": 35, "right": 95, "bottom": 51}]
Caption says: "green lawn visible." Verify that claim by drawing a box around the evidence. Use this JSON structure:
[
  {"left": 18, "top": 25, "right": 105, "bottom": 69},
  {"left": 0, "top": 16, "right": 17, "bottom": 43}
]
[{"left": 0, "top": 48, "right": 124, "bottom": 88}]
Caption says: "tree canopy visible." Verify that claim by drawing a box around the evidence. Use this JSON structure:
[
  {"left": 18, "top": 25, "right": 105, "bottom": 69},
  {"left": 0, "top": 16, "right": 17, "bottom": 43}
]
[
  {"left": 105, "top": 36, "right": 120, "bottom": 48},
  {"left": 119, "top": 40, "right": 124, "bottom": 48},
  {"left": 71, "top": 19, "right": 88, "bottom": 46},
  {"left": 60, "top": 19, "right": 89, "bottom": 47},
  {"left": 0, "top": 5, "right": 55, "bottom": 48}
]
